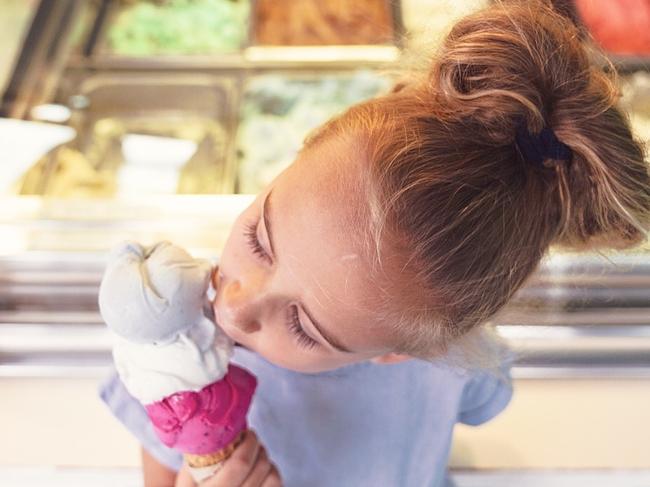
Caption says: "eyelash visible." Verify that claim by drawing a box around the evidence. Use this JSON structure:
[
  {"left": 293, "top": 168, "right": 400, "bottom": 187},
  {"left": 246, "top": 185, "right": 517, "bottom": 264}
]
[
  {"left": 244, "top": 221, "right": 272, "bottom": 264},
  {"left": 243, "top": 220, "right": 318, "bottom": 350},
  {"left": 287, "top": 305, "right": 318, "bottom": 350}
]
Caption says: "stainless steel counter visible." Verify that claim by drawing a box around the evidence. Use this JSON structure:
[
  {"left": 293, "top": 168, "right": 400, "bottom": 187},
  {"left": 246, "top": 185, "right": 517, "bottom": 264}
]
[
  {"left": 1, "top": 195, "right": 649, "bottom": 379},
  {"left": 3, "top": 323, "right": 650, "bottom": 379}
]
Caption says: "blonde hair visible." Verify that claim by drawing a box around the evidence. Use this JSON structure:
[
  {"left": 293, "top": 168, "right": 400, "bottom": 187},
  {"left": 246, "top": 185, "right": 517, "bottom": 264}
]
[{"left": 306, "top": 0, "right": 650, "bottom": 366}]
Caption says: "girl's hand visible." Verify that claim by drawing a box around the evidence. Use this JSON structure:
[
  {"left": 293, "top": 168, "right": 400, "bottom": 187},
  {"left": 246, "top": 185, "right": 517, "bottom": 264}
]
[{"left": 175, "top": 430, "right": 282, "bottom": 487}]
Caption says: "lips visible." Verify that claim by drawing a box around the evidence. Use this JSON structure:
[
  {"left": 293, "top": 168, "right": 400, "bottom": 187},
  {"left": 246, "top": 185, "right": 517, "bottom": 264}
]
[
  {"left": 211, "top": 271, "right": 237, "bottom": 335},
  {"left": 211, "top": 266, "right": 221, "bottom": 290},
  {"left": 210, "top": 268, "right": 225, "bottom": 326}
]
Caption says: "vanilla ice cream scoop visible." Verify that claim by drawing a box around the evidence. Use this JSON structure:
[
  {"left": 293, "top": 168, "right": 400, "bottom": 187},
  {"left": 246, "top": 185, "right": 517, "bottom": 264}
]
[
  {"left": 99, "top": 240, "right": 213, "bottom": 344},
  {"left": 99, "top": 240, "right": 234, "bottom": 403}
]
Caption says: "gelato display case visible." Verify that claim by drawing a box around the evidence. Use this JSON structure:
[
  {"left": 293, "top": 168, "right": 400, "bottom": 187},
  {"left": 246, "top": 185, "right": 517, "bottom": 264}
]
[
  {"left": 2, "top": 0, "right": 401, "bottom": 197},
  {"left": 0, "top": 0, "right": 649, "bottom": 478},
  {"left": 0, "top": 0, "right": 648, "bottom": 378},
  {"left": 0, "top": 0, "right": 405, "bottom": 375}
]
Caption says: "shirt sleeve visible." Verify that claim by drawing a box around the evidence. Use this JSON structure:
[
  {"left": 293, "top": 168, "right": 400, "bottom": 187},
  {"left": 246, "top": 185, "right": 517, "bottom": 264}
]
[
  {"left": 98, "top": 368, "right": 183, "bottom": 471},
  {"left": 456, "top": 360, "right": 514, "bottom": 426}
]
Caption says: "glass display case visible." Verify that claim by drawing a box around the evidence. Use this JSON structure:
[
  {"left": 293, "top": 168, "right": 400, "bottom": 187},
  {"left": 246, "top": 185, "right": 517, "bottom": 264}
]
[
  {"left": 41, "top": 74, "right": 235, "bottom": 196},
  {"left": 0, "top": 0, "right": 648, "bottom": 380},
  {"left": 1, "top": 0, "right": 649, "bottom": 479}
]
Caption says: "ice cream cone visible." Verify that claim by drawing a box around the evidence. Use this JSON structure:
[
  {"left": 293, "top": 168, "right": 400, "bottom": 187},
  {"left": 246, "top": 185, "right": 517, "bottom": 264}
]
[
  {"left": 99, "top": 241, "right": 258, "bottom": 485},
  {"left": 185, "top": 430, "right": 246, "bottom": 483}
]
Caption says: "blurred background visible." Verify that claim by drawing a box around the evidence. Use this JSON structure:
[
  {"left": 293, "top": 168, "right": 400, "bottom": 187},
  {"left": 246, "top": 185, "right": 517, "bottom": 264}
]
[{"left": 0, "top": 0, "right": 649, "bottom": 485}]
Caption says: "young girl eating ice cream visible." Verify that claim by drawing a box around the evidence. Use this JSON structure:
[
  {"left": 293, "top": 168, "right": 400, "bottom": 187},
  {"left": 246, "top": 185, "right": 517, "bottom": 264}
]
[{"left": 100, "top": 2, "right": 650, "bottom": 486}]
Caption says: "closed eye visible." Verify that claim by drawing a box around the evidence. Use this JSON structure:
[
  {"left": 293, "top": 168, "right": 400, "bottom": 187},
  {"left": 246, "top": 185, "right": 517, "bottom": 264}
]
[
  {"left": 244, "top": 221, "right": 318, "bottom": 351},
  {"left": 244, "top": 221, "right": 272, "bottom": 265},
  {"left": 287, "top": 305, "right": 319, "bottom": 350}
]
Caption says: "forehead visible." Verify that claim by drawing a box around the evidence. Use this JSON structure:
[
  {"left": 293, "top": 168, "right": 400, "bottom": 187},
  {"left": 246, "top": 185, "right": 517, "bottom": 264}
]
[{"left": 271, "top": 140, "right": 391, "bottom": 349}]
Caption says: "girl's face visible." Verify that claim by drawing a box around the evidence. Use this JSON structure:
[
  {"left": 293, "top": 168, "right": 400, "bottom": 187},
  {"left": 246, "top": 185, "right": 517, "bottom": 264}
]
[{"left": 213, "top": 139, "right": 407, "bottom": 373}]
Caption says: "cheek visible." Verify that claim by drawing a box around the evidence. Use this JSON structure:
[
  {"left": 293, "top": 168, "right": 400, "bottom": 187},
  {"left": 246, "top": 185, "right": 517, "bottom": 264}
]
[{"left": 249, "top": 326, "right": 361, "bottom": 373}]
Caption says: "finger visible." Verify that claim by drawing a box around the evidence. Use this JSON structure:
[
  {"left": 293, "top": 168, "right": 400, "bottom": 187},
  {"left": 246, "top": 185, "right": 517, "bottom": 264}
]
[
  {"left": 203, "top": 430, "right": 261, "bottom": 486},
  {"left": 260, "top": 464, "right": 283, "bottom": 487},
  {"left": 174, "top": 463, "right": 196, "bottom": 487},
  {"left": 241, "top": 446, "right": 272, "bottom": 487}
]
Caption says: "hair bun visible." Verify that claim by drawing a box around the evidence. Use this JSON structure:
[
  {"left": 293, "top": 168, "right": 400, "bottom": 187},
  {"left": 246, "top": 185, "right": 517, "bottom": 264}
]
[
  {"left": 429, "top": 1, "right": 592, "bottom": 142},
  {"left": 427, "top": 0, "right": 650, "bottom": 250}
]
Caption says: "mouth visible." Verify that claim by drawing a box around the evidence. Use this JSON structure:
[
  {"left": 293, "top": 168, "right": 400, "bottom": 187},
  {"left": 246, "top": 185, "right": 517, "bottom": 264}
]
[{"left": 211, "top": 266, "right": 222, "bottom": 290}]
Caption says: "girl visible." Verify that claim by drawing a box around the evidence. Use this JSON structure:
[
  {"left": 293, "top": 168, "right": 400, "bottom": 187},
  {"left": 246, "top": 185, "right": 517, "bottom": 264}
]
[{"left": 100, "top": 1, "right": 650, "bottom": 486}]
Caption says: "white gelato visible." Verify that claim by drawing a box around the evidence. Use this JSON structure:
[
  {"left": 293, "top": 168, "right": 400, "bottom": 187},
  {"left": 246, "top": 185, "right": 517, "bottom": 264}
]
[
  {"left": 99, "top": 240, "right": 213, "bottom": 344},
  {"left": 113, "top": 316, "right": 233, "bottom": 404},
  {"left": 99, "top": 240, "right": 233, "bottom": 404}
]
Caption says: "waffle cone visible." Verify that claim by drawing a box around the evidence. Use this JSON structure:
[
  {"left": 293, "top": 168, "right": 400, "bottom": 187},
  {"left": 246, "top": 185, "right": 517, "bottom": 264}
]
[{"left": 184, "top": 430, "right": 246, "bottom": 468}]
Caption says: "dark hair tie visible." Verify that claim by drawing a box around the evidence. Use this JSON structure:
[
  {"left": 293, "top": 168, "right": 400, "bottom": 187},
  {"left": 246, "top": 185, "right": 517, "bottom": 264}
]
[{"left": 515, "top": 122, "right": 572, "bottom": 169}]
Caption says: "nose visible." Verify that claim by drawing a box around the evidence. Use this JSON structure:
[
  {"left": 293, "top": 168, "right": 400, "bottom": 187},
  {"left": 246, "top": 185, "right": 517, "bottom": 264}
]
[{"left": 217, "top": 273, "right": 263, "bottom": 334}]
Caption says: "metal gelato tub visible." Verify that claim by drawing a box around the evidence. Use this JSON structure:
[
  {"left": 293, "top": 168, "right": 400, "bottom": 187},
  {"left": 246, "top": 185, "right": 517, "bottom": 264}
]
[
  {"left": 16, "top": 74, "right": 238, "bottom": 197},
  {"left": 235, "top": 70, "right": 391, "bottom": 193}
]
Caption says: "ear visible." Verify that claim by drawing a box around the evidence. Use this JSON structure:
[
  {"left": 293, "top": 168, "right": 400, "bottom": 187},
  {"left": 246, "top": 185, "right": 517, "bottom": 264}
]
[{"left": 370, "top": 353, "right": 412, "bottom": 365}]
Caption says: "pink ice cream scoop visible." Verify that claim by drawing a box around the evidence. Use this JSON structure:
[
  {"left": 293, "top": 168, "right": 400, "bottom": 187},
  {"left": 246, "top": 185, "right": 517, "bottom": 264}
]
[{"left": 145, "top": 364, "right": 257, "bottom": 455}]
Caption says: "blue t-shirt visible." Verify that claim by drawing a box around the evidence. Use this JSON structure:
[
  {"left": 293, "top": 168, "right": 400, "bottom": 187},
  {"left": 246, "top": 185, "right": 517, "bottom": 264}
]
[{"left": 100, "top": 346, "right": 512, "bottom": 487}]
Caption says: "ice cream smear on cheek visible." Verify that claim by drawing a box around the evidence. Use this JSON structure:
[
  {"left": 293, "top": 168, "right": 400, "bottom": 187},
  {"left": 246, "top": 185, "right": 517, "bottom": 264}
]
[{"left": 98, "top": 241, "right": 257, "bottom": 478}]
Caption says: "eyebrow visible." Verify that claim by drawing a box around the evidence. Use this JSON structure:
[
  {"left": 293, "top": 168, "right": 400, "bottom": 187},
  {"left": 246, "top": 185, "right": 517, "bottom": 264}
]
[{"left": 263, "top": 189, "right": 354, "bottom": 354}]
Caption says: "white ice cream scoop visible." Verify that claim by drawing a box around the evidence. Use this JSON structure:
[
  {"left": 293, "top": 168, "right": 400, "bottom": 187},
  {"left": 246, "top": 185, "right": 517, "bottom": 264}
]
[{"left": 98, "top": 240, "right": 213, "bottom": 344}]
